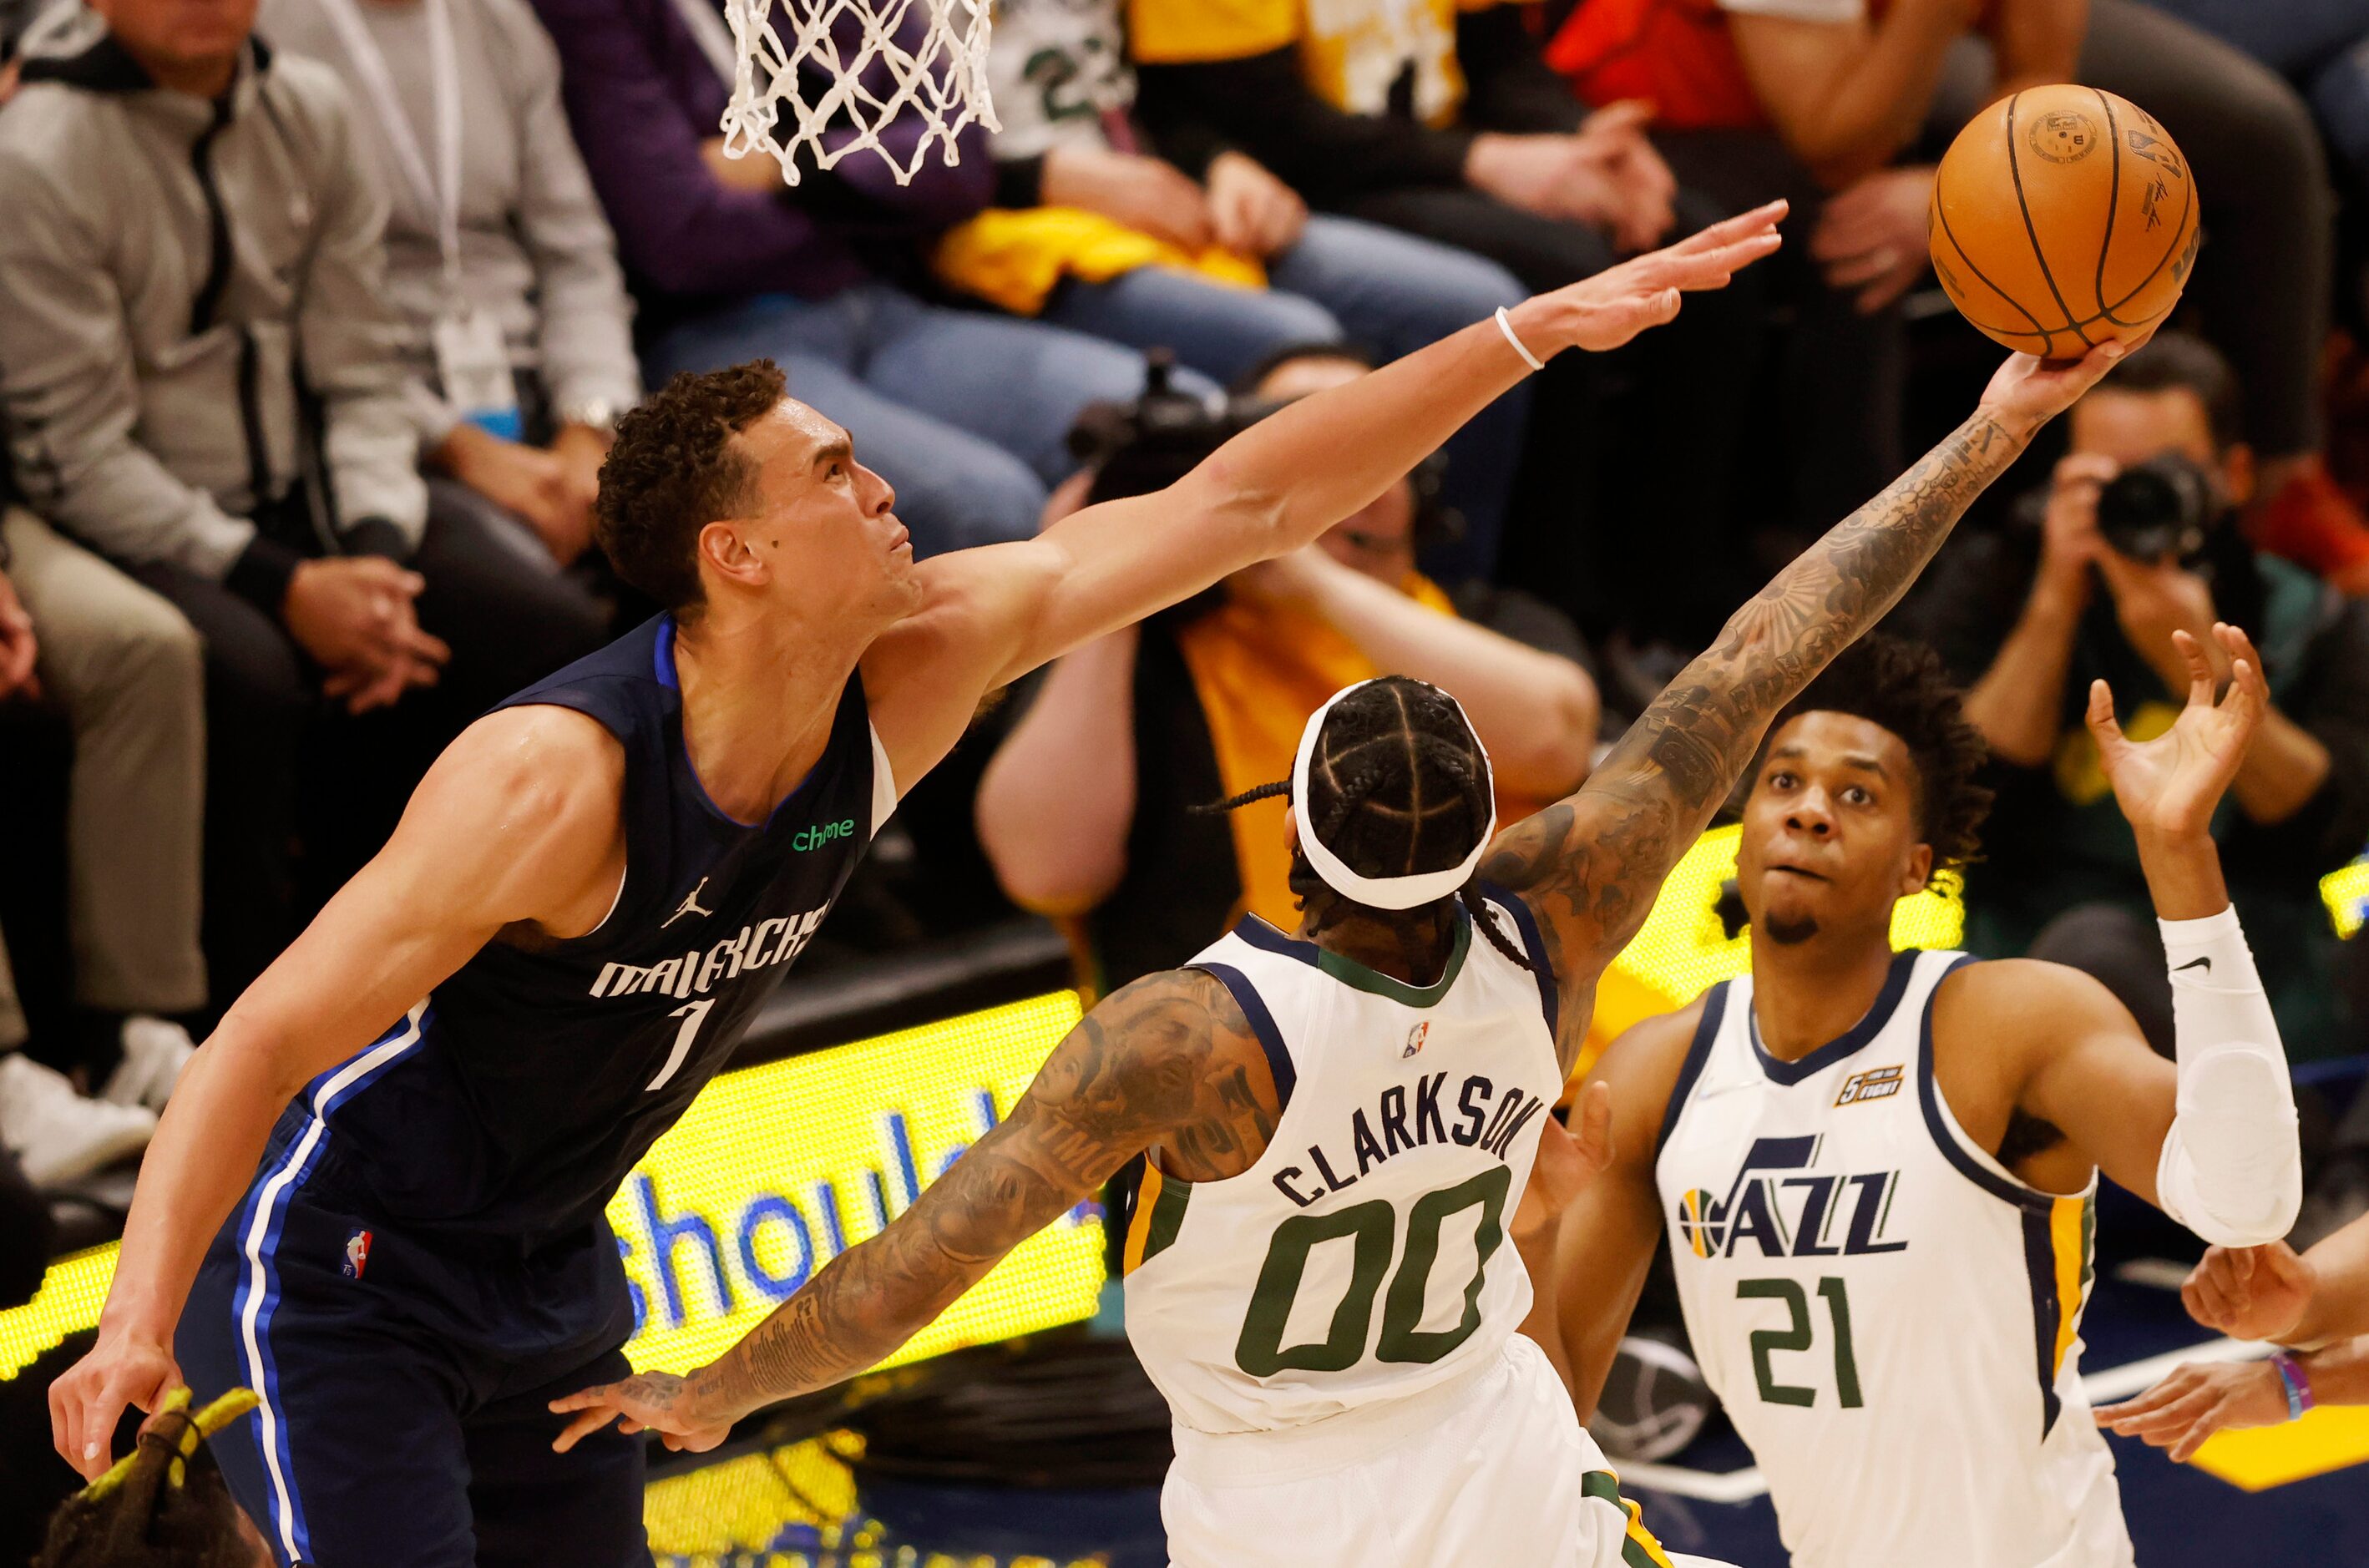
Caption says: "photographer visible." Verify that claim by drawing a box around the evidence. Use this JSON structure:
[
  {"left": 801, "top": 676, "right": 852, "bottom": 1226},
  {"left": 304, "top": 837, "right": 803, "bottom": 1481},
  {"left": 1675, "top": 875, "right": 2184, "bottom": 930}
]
[
  {"left": 1907, "top": 332, "right": 2369, "bottom": 1060},
  {"left": 975, "top": 346, "right": 1598, "bottom": 997}
]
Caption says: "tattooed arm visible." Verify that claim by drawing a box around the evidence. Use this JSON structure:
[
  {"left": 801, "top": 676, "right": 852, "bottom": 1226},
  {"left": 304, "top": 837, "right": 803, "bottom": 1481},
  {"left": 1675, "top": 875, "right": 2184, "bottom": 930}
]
[
  {"left": 548, "top": 969, "right": 1278, "bottom": 1453},
  {"left": 1483, "top": 342, "right": 2138, "bottom": 1071}
]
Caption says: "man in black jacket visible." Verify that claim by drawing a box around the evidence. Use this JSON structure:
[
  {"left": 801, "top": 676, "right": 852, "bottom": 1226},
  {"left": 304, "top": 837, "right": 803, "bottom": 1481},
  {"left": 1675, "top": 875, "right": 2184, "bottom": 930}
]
[
  {"left": 1901, "top": 333, "right": 2369, "bottom": 1060},
  {"left": 0, "top": 0, "right": 610, "bottom": 999}
]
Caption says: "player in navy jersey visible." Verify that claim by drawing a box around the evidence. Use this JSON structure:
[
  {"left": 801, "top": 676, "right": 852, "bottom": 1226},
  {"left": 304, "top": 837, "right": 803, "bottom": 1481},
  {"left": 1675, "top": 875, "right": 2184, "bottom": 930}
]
[{"left": 46, "top": 209, "right": 1786, "bottom": 1565}]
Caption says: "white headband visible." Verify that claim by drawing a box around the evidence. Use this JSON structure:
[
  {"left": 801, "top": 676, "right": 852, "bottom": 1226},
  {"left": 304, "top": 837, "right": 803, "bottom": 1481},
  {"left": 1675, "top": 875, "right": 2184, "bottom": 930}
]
[{"left": 1291, "top": 680, "right": 1497, "bottom": 911}]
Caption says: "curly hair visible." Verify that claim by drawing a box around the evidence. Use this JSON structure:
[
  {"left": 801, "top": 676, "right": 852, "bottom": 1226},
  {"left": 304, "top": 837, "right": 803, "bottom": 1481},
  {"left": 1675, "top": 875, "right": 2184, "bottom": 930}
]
[
  {"left": 1764, "top": 635, "right": 1993, "bottom": 881},
  {"left": 595, "top": 360, "right": 787, "bottom": 615},
  {"left": 1201, "top": 677, "right": 1533, "bottom": 973}
]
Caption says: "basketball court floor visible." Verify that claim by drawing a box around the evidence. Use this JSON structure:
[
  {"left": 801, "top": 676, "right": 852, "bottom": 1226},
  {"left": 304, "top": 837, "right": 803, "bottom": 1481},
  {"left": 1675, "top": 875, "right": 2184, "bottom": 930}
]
[{"left": 640, "top": 1265, "right": 2369, "bottom": 1567}]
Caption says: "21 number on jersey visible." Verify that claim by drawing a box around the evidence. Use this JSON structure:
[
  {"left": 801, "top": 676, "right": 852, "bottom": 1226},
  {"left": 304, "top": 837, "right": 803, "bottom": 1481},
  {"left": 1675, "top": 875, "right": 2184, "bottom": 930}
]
[{"left": 1739, "top": 1276, "right": 1865, "bottom": 1409}]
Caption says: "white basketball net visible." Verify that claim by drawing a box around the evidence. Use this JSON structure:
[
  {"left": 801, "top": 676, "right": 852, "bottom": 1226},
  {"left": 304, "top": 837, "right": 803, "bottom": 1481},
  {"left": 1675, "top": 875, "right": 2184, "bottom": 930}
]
[{"left": 720, "top": 0, "right": 998, "bottom": 186}]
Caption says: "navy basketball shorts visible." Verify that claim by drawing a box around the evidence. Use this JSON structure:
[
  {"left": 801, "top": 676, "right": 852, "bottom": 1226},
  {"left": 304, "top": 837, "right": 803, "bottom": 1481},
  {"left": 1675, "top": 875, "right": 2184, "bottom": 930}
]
[{"left": 176, "top": 1132, "right": 650, "bottom": 1567}]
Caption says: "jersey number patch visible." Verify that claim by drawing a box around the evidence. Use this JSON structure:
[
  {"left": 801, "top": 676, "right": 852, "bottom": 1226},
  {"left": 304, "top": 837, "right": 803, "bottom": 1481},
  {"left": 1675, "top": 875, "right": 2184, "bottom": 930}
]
[
  {"left": 645, "top": 999, "right": 716, "bottom": 1094},
  {"left": 1739, "top": 1276, "right": 1864, "bottom": 1409},
  {"left": 1234, "top": 1166, "right": 1511, "bottom": 1376}
]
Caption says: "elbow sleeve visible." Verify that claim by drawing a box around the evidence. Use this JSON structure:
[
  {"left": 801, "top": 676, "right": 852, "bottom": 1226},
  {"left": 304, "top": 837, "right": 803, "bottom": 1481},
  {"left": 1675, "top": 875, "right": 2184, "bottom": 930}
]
[{"left": 2152, "top": 907, "right": 2302, "bottom": 1247}]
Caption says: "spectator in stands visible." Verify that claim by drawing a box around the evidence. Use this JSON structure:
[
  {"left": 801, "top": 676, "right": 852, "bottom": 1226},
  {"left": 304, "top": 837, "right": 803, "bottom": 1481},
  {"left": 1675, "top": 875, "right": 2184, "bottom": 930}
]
[
  {"left": 2138, "top": 1, "right": 2369, "bottom": 192},
  {"left": 1541, "top": 4, "right": 1906, "bottom": 534},
  {"left": 1548, "top": 0, "right": 2369, "bottom": 593},
  {"left": 0, "top": 924, "right": 156, "bottom": 1190},
  {"left": 1128, "top": 0, "right": 1770, "bottom": 640},
  {"left": 1903, "top": 333, "right": 2369, "bottom": 1060},
  {"left": 951, "top": 0, "right": 1529, "bottom": 579},
  {"left": 975, "top": 348, "right": 1598, "bottom": 996},
  {"left": 530, "top": 0, "right": 1162, "bottom": 558},
  {"left": 0, "top": 0, "right": 610, "bottom": 999},
  {"left": 262, "top": 0, "right": 645, "bottom": 574},
  {"left": 0, "top": 513, "right": 204, "bottom": 1127}
]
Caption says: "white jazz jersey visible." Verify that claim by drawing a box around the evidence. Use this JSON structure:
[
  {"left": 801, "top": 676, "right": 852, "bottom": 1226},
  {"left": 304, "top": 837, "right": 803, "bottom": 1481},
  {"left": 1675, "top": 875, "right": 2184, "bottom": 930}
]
[
  {"left": 1125, "top": 903, "right": 1681, "bottom": 1568},
  {"left": 1657, "top": 949, "right": 2133, "bottom": 1568},
  {"left": 1123, "top": 902, "right": 1564, "bottom": 1435}
]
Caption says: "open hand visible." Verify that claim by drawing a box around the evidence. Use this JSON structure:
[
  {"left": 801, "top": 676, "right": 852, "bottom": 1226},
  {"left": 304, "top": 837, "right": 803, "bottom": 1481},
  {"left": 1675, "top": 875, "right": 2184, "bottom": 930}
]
[
  {"left": 1526, "top": 200, "right": 1786, "bottom": 357},
  {"left": 2095, "top": 1357, "right": 2290, "bottom": 1462},
  {"left": 2087, "top": 623, "right": 2267, "bottom": 839},
  {"left": 549, "top": 1368, "right": 734, "bottom": 1456},
  {"left": 2183, "top": 1242, "right": 2316, "bottom": 1344}
]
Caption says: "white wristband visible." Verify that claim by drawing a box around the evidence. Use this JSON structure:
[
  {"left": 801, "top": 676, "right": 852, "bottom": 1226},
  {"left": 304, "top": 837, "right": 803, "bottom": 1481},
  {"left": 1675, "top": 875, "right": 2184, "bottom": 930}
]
[{"left": 1495, "top": 306, "right": 1546, "bottom": 372}]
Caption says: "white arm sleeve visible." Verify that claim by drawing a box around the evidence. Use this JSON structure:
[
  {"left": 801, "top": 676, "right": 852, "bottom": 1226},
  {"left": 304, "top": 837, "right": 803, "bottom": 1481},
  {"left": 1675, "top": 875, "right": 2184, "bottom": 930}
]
[{"left": 2152, "top": 905, "right": 2302, "bottom": 1247}]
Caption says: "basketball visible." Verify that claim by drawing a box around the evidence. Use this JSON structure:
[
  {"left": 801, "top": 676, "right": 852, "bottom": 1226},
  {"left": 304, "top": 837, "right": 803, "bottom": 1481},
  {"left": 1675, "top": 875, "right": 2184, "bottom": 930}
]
[{"left": 1929, "top": 83, "right": 2201, "bottom": 361}]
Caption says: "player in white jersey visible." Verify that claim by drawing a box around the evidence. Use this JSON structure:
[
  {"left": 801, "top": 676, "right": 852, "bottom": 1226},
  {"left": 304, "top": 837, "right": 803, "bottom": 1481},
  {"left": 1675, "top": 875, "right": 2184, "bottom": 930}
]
[
  {"left": 541, "top": 344, "right": 2137, "bottom": 1565},
  {"left": 1544, "top": 630, "right": 2306, "bottom": 1568}
]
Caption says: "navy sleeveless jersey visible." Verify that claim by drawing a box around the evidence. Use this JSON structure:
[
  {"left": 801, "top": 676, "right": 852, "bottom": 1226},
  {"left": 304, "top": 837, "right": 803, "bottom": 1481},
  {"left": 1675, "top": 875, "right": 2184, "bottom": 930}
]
[{"left": 296, "top": 616, "right": 893, "bottom": 1251}]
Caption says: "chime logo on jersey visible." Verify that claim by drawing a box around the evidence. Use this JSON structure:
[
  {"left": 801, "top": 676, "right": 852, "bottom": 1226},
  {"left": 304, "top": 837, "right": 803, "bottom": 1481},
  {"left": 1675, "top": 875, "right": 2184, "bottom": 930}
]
[{"left": 1672, "top": 1135, "right": 1908, "bottom": 1260}]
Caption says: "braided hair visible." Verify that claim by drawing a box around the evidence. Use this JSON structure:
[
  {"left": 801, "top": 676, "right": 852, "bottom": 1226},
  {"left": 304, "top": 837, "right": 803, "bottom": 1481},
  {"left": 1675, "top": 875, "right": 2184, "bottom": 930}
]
[
  {"left": 37, "top": 1388, "right": 259, "bottom": 1568},
  {"left": 1201, "top": 678, "right": 1533, "bottom": 973}
]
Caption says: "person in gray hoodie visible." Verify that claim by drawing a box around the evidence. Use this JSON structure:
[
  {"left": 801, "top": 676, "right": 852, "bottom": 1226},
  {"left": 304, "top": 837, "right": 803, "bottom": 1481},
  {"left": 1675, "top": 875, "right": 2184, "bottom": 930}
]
[
  {"left": 0, "top": 0, "right": 610, "bottom": 996},
  {"left": 259, "top": 0, "right": 644, "bottom": 573}
]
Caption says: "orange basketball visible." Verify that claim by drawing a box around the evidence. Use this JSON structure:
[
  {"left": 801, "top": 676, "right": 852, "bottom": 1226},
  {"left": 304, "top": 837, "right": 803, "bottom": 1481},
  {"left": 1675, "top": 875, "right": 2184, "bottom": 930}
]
[{"left": 1929, "top": 83, "right": 2201, "bottom": 361}]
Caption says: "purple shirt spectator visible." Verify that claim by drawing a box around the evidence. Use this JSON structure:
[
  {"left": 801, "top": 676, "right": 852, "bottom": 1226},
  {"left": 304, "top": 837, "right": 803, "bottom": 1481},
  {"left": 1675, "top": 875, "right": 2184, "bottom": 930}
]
[
  {"left": 529, "top": 0, "right": 990, "bottom": 310},
  {"left": 530, "top": 0, "right": 1159, "bottom": 559}
]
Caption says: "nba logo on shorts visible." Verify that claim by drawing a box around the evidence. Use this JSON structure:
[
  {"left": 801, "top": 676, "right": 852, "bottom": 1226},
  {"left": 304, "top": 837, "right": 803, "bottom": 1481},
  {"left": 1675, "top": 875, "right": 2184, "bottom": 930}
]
[
  {"left": 1404, "top": 1021, "right": 1430, "bottom": 1059},
  {"left": 342, "top": 1229, "right": 372, "bottom": 1280}
]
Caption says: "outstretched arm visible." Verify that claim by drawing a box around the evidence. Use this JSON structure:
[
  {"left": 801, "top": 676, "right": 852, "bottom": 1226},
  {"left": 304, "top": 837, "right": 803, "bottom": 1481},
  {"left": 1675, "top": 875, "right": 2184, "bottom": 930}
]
[
  {"left": 549, "top": 969, "right": 1273, "bottom": 1453},
  {"left": 2091, "top": 626, "right": 2298, "bottom": 1246},
  {"left": 2097, "top": 1334, "right": 2369, "bottom": 1463},
  {"left": 1481, "top": 343, "right": 2134, "bottom": 1069},
  {"left": 861, "top": 204, "right": 1787, "bottom": 787}
]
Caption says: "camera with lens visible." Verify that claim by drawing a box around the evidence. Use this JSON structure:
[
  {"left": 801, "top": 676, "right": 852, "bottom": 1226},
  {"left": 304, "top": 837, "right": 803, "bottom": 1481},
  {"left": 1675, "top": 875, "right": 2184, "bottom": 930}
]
[
  {"left": 2093, "top": 453, "right": 2221, "bottom": 562},
  {"left": 1066, "top": 352, "right": 1275, "bottom": 505}
]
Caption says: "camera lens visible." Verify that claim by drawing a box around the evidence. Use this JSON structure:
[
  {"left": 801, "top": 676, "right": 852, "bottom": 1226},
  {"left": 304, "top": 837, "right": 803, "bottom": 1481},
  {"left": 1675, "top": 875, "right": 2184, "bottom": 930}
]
[{"left": 2094, "top": 454, "right": 2217, "bottom": 561}]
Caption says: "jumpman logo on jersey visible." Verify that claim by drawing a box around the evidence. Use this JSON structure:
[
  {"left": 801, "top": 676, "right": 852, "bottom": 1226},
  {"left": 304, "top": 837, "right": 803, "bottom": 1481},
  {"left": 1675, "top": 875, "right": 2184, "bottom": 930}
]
[{"left": 661, "top": 878, "right": 715, "bottom": 928}]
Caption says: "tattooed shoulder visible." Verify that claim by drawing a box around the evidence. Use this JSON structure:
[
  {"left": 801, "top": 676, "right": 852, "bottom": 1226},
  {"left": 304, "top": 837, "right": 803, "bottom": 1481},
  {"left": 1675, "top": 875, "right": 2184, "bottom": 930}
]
[{"left": 1074, "top": 968, "right": 1284, "bottom": 1186}]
